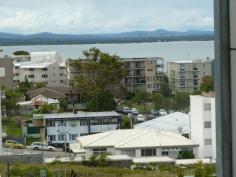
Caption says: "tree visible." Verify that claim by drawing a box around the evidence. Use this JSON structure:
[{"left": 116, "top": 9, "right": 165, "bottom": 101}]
[
  {"left": 172, "top": 92, "right": 190, "bottom": 112},
  {"left": 2, "top": 88, "right": 22, "bottom": 116},
  {"left": 152, "top": 93, "right": 165, "bottom": 110},
  {"left": 160, "top": 75, "right": 172, "bottom": 97},
  {"left": 70, "top": 48, "right": 125, "bottom": 111},
  {"left": 33, "top": 104, "right": 57, "bottom": 114},
  {"left": 200, "top": 75, "right": 215, "bottom": 93},
  {"left": 34, "top": 82, "right": 47, "bottom": 89},
  {"left": 17, "top": 77, "right": 33, "bottom": 97},
  {"left": 13, "top": 50, "right": 30, "bottom": 55},
  {"left": 132, "top": 90, "right": 151, "bottom": 113}
]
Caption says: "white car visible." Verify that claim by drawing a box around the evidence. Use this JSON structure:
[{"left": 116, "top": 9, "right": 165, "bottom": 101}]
[
  {"left": 158, "top": 109, "right": 168, "bottom": 116},
  {"left": 137, "top": 114, "right": 145, "bottom": 122},
  {"left": 31, "top": 142, "right": 55, "bottom": 151},
  {"left": 131, "top": 108, "right": 139, "bottom": 115}
]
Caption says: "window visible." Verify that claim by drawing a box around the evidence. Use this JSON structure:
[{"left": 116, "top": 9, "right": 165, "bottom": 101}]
[
  {"left": 69, "top": 134, "right": 77, "bottom": 141},
  {"left": 180, "top": 79, "right": 185, "bottom": 86},
  {"left": 58, "top": 121, "right": 66, "bottom": 127},
  {"left": 93, "top": 148, "right": 107, "bottom": 155},
  {"left": 110, "top": 118, "right": 118, "bottom": 124},
  {"left": 147, "top": 69, "right": 153, "bottom": 71},
  {"left": 28, "top": 74, "right": 34, "bottom": 78},
  {"left": 90, "top": 120, "right": 99, "bottom": 125},
  {"left": 80, "top": 120, "right": 89, "bottom": 126},
  {"left": 147, "top": 84, "right": 152, "bottom": 88},
  {"left": 60, "top": 73, "right": 64, "bottom": 76},
  {"left": 42, "top": 68, "right": 48, "bottom": 71},
  {"left": 141, "top": 149, "right": 156, "bottom": 157},
  {"left": 162, "top": 151, "right": 169, "bottom": 156},
  {"left": 204, "top": 121, "right": 211, "bottom": 128},
  {"left": 42, "top": 74, "right": 48, "bottom": 78},
  {"left": 205, "top": 138, "right": 212, "bottom": 145},
  {"left": 47, "top": 121, "right": 55, "bottom": 127},
  {"left": 15, "top": 73, "right": 19, "bottom": 76},
  {"left": 147, "top": 77, "right": 152, "bottom": 81},
  {"left": 28, "top": 68, "right": 34, "bottom": 71},
  {"left": 58, "top": 134, "right": 65, "bottom": 141},
  {"left": 15, "top": 66, "right": 19, "bottom": 69},
  {"left": 60, "top": 80, "right": 64, "bottom": 83},
  {"left": 194, "top": 79, "right": 198, "bottom": 86},
  {"left": 69, "top": 121, "right": 78, "bottom": 127},
  {"left": 121, "top": 149, "right": 136, "bottom": 157},
  {"left": 48, "top": 135, "right": 56, "bottom": 141},
  {"left": 204, "top": 103, "right": 211, "bottom": 111}
]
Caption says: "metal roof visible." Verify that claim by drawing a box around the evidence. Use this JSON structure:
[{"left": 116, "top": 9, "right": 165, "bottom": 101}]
[
  {"left": 33, "top": 111, "right": 120, "bottom": 120},
  {"left": 77, "top": 129, "right": 198, "bottom": 149},
  {"left": 134, "top": 112, "right": 190, "bottom": 134}
]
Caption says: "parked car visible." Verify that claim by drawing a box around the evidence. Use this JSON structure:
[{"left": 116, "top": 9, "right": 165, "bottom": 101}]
[
  {"left": 121, "top": 107, "right": 132, "bottom": 114},
  {"left": 31, "top": 142, "right": 55, "bottom": 151},
  {"left": 158, "top": 109, "right": 168, "bottom": 116},
  {"left": 131, "top": 108, "right": 139, "bottom": 115},
  {"left": 137, "top": 114, "right": 145, "bottom": 122},
  {"left": 151, "top": 109, "right": 159, "bottom": 116},
  {"left": 4, "top": 140, "right": 24, "bottom": 149}
]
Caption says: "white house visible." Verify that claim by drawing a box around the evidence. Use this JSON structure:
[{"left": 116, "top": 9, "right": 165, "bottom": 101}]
[
  {"left": 72, "top": 129, "right": 198, "bottom": 159},
  {"left": 134, "top": 112, "right": 190, "bottom": 134},
  {"left": 190, "top": 94, "right": 216, "bottom": 160},
  {"left": 32, "top": 111, "right": 121, "bottom": 145}
]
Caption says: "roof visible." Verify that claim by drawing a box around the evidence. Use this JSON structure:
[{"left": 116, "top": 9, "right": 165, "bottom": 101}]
[
  {"left": 26, "top": 86, "right": 78, "bottom": 99},
  {"left": 18, "top": 95, "right": 59, "bottom": 106},
  {"left": 33, "top": 111, "right": 120, "bottom": 120},
  {"left": 134, "top": 112, "right": 190, "bottom": 134},
  {"left": 77, "top": 129, "right": 198, "bottom": 149},
  {"left": 31, "top": 51, "right": 62, "bottom": 63},
  {"left": 168, "top": 59, "right": 213, "bottom": 64},
  {"left": 133, "top": 157, "right": 175, "bottom": 163},
  {"left": 19, "top": 62, "right": 52, "bottom": 68}
]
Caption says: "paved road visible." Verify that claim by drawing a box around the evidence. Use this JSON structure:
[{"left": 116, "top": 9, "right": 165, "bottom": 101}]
[{"left": 2, "top": 147, "right": 70, "bottom": 158}]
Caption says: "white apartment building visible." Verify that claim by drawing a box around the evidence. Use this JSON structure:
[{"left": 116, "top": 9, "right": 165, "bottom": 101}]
[
  {"left": 122, "top": 57, "right": 164, "bottom": 93},
  {"left": 167, "top": 59, "right": 213, "bottom": 93},
  {"left": 190, "top": 94, "right": 216, "bottom": 160},
  {"left": 32, "top": 111, "right": 121, "bottom": 145},
  {"left": 14, "top": 51, "right": 66, "bottom": 87}
]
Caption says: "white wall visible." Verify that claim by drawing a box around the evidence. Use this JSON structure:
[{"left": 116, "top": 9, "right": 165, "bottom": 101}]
[{"left": 190, "top": 95, "right": 216, "bottom": 160}]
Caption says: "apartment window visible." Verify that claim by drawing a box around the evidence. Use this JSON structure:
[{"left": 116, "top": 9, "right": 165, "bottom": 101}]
[
  {"left": 205, "top": 138, "right": 212, "bottom": 145},
  {"left": 15, "top": 66, "right": 19, "bottom": 69},
  {"left": 162, "top": 151, "right": 169, "bottom": 156},
  {"left": 147, "top": 84, "right": 152, "bottom": 88},
  {"left": 58, "top": 134, "right": 65, "bottom": 141},
  {"left": 136, "top": 62, "right": 142, "bottom": 68},
  {"left": 121, "top": 149, "right": 136, "bottom": 157},
  {"left": 69, "top": 134, "right": 77, "bottom": 141},
  {"left": 28, "top": 68, "right": 34, "bottom": 71},
  {"left": 80, "top": 120, "right": 88, "bottom": 126},
  {"left": 194, "top": 79, "right": 198, "bottom": 86},
  {"left": 60, "top": 73, "right": 64, "bottom": 76},
  {"left": 60, "top": 67, "right": 65, "bottom": 70},
  {"left": 47, "top": 121, "right": 55, "bottom": 127},
  {"left": 58, "top": 121, "right": 66, "bottom": 127},
  {"left": 42, "top": 68, "right": 48, "bottom": 71},
  {"left": 15, "top": 73, "right": 19, "bottom": 76},
  {"left": 153, "top": 84, "right": 160, "bottom": 88},
  {"left": 147, "top": 77, "right": 152, "bottom": 81},
  {"left": 204, "top": 103, "right": 211, "bottom": 111},
  {"left": 93, "top": 148, "right": 107, "bottom": 155},
  {"left": 180, "top": 79, "right": 185, "bottom": 86},
  {"left": 60, "top": 80, "right": 64, "bottom": 83},
  {"left": 204, "top": 121, "right": 212, "bottom": 128},
  {"left": 42, "top": 74, "right": 48, "bottom": 78},
  {"left": 69, "top": 121, "right": 78, "bottom": 127},
  {"left": 48, "top": 135, "right": 56, "bottom": 141},
  {"left": 28, "top": 74, "right": 34, "bottom": 78},
  {"left": 147, "top": 69, "right": 153, "bottom": 71},
  {"left": 141, "top": 149, "right": 156, "bottom": 157}
]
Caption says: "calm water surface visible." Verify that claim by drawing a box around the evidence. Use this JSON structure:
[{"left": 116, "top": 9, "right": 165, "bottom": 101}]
[{"left": 0, "top": 41, "right": 214, "bottom": 62}]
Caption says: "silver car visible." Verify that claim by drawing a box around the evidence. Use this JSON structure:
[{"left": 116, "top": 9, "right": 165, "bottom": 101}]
[{"left": 31, "top": 142, "right": 55, "bottom": 151}]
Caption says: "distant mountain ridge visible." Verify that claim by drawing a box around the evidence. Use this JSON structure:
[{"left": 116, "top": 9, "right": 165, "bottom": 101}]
[{"left": 0, "top": 29, "right": 214, "bottom": 46}]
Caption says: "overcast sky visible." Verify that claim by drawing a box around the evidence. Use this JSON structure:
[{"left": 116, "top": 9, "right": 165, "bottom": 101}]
[{"left": 0, "top": 0, "right": 213, "bottom": 34}]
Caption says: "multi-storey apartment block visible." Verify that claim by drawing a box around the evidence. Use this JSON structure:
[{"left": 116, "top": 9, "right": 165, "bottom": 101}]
[
  {"left": 190, "top": 93, "right": 216, "bottom": 160},
  {"left": 167, "top": 59, "right": 213, "bottom": 93},
  {"left": 14, "top": 51, "right": 66, "bottom": 87},
  {"left": 66, "top": 57, "right": 164, "bottom": 93},
  {"left": 0, "top": 56, "right": 14, "bottom": 89},
  {"left": 122, "top": 57, "right": 164, "bottom": 93}
]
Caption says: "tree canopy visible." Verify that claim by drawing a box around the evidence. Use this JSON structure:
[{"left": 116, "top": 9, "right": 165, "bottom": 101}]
[
  {"left": 13, "top": 50, "right": 30, "bottom": 55},
  {"left": 200, "top": 75, "right": 215, "bottom": 93},
  {"left": 70, "top": 48, "right": 125, "bottom": 111},
  {"left": 160, "top": 75, "right": 172, "bottom": 97}
]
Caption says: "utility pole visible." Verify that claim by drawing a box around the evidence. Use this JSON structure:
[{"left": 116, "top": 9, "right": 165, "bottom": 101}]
[{"left": 0, "top": 67, "right": 5, "bottom": 154}]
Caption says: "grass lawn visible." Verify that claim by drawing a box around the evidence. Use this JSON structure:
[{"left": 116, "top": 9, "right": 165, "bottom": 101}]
[
  {"left": 0, "top": 163, "right": 202, "bottom": 177},
  {"left": 2, "top": 116, "right": 23, "bottom": 137}
]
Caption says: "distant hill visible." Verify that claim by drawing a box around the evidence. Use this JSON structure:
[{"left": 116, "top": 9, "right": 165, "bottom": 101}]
[{"left": 0, "top": 29, "right": 214, "bottom": 46}]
